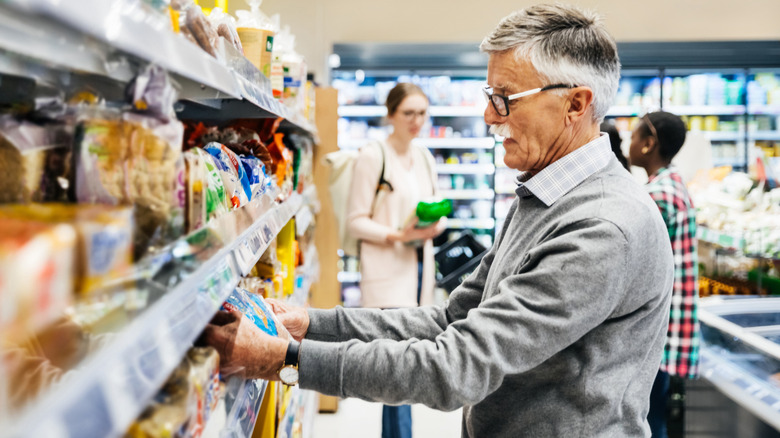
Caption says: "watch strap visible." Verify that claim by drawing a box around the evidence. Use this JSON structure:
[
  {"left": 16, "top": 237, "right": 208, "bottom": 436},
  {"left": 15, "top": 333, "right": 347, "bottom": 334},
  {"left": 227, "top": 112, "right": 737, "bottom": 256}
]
[{"left": 285, "top": 340, "right": 300, "bottom": 367}]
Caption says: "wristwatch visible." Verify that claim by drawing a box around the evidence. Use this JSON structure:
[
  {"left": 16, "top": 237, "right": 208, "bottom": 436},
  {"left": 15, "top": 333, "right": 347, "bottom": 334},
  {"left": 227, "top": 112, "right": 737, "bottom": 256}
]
[{"left": 277, "top": 340, "right": 300, "bottom": 386}]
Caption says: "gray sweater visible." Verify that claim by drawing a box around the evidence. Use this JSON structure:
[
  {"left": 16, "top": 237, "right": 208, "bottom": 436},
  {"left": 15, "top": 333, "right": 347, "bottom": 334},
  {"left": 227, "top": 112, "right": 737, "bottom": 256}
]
[{"left": 299, "top": 159, "right": 673, "bottom": 437}]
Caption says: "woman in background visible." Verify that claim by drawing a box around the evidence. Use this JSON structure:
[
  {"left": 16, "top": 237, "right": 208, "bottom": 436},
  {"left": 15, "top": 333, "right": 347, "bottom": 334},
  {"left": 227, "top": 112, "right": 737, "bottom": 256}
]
[
  {"left": 629, "top": 111, "right": 700, "bottom": 438},
  {"left": 346, "top": 82, "right": 446, "bottom": 438}
]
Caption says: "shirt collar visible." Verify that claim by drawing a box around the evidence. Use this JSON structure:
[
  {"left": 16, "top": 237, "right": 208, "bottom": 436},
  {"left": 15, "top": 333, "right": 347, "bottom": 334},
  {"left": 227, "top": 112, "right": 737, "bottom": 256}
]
[{"left": 515, "top": 134, "right": 613, "bottom": 206}]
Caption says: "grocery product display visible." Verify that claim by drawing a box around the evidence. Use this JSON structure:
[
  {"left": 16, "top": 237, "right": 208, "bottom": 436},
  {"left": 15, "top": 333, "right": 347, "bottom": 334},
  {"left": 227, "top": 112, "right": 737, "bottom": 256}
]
[
  {"left": 0, "top": 1, "right": 320, "bottom": 437},
  {"left": 688, "top": 168, "right": 780, "bottom": 297},
  {"left": 692, "top": 296, "right": 780, "bottom": 434}
]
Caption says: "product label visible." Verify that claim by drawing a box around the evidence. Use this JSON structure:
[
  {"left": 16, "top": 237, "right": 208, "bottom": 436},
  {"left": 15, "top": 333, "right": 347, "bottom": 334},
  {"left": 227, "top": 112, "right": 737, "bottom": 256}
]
[{"left": 265, "top": 36, "right": 274, "bottom": 53}]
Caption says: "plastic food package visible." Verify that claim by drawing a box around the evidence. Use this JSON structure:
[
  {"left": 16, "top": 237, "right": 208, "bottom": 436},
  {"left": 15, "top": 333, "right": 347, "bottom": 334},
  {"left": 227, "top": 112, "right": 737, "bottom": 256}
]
[
  {"left": 124, "top": 114, "right": 185, "bottom": 256},
  {"left": 195, "top": 148, "right": 230, "bottom": 219},
  {"left": 185, "top": 4, "right": 218, "bottom": 58},
  {"left": 204, "top": 143, "right": 251, "bottom": 208},
  {"left": 126, "top": 346, "right": 220, "bottom": 438},
  {"left": 186, "top": 347, "right": 220, "bottom": 437},
  {"left": 73, "top": 112, "right": 185, "bottom": 258},
  {"left": 221, "top": 288, "right": 278, "bottom": 336},
  {"left": 235, "top": 0, "right": 278, "bottom": 76},
  {"left": 72, "top": 114, "right": 127, "bottom": 204},
  {"left": 0, "top": 116, "right": 73, "bottom": 204},
  {"left": 0, "top": 219, "right": 76, "bottom": 342},
  {"left": 125, "top": 65, "right": 179, "bottom": 122},
  {"left": 239, "top": 155, "right": 267, "bottom": 200},
  {"left": 0, "top": 204, "right": 134, "bottom": 297},
  {"left": 208, "top": 7, "right": 243, "bottom": 54},
  {"left": 183, "top": 150, "right": 207, "bottom": 233}
]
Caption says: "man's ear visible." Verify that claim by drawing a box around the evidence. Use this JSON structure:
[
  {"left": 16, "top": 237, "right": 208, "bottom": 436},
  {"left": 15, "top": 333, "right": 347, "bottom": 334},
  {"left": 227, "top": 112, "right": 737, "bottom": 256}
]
[{"left": 565, "top": 87, "right": 594, "bottom": 125}]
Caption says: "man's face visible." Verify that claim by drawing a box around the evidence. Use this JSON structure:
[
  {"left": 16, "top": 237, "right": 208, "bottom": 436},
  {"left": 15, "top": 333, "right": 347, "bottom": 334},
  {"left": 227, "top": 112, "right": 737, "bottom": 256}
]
[{"left": 485, "top": 51, "right": 567, "bottom": 173}]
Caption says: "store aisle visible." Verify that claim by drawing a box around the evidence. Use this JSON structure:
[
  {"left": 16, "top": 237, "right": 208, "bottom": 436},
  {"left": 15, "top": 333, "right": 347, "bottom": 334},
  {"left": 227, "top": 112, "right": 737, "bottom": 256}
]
[{"left": 313, "top": 398, "right": 462, "bottom": 437}]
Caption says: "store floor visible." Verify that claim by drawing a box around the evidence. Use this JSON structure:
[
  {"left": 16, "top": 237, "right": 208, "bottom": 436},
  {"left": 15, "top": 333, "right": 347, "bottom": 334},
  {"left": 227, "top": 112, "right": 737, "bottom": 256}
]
[{"left": 313, "top": 398, "right": 463, "bottom": 437}]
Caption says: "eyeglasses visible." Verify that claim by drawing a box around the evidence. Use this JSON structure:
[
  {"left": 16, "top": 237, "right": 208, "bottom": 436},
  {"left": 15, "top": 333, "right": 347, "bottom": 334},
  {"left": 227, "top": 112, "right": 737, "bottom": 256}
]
[
  {"left": 398, "top": 109, "right": 427, "bottom": 121},
  {"left": 482, "top": 84, "right": 578, "bottom": 117}
]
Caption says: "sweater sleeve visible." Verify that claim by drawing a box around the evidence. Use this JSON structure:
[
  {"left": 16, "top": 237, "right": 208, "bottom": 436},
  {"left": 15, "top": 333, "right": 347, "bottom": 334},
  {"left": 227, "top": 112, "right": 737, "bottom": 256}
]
[
  {"left": 346, "top": 145, "right": 395, "bottom": 243},
  {"left": 305, "top": 241, "right": 496, "bottom": 343},
  {"left": 299, "top": 218, "right": 630, "bottom": 411}
]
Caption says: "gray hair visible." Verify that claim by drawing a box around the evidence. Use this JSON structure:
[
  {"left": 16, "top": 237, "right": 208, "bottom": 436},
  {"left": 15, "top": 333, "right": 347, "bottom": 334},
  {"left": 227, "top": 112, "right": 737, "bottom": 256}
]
[{"left": 480, "top": 4, "right": 620, "bottom": 122}]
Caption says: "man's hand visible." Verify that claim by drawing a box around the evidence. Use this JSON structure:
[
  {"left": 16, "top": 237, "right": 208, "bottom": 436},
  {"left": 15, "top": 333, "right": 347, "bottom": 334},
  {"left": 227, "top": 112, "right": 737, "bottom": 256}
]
[
  {"left": 266, "top": 299, "right": 309, "bottom": 342},
  {"left": 202, "top": 310, "right": 287, "bottom": 380}
]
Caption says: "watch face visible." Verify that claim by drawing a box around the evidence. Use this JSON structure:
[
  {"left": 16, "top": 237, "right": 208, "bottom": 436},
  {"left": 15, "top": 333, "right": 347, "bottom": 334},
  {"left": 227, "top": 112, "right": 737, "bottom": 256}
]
[{"left": 279, "top": 365, "right": 299, "bottom": 385}]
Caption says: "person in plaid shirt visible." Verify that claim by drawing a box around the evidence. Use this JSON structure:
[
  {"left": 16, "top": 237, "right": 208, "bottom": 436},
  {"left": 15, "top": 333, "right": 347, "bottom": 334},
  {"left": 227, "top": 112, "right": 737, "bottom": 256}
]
[{"left": 629, "top": 111, "right": 700, "bottom": 438}]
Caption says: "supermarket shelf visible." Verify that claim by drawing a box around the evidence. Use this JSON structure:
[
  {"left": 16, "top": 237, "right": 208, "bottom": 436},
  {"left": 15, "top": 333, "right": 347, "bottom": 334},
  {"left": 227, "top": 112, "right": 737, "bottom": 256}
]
[
  {"left": 702, "top": 131, "right": 742, "bottom": 141},
  {"left": 712, "top": 157, "right": 746, "bottom": 167},
  {"left": 749, "top": 104, "right": 780, "bottom": 115},
  {"left": 665, "top": 105, "right": 747, "bottom": 116},
  {"left": 338, "top": 271, "right": 362, "bottom": 283},
  {"left": 289, "top": 246, "right": 320, "bottom": 308},
  {"left": 698, "top": 226, "right": 746, "bottom": 250},
  {"left": 338, "top": 105, "right": 387, "bottom": 117},
  {"left": 436, "top": 164, "right": 496, "bottom": 175},
  {"left": 428, "top": 105, "right": 487, "bottom": 117},
  {"left": 0, "top": 0, "right": 316, "bottom": 136},
  {"left": 750, "top": 131, "right": 780, "bottom": 141},
  {"left": 448, "top": 218, "right": 496, "bottom": 230},
  {"left": 440, "top": 189, "right": 495, "bottom": 200},
  {"left": 495, "top": 187, "right": 518, "bottom": 195},
  {"left": 7, "top": 193, "right": 304, "bottom": 438},
  {"left": 221, "top": 377, "right": 268, "bottom": 438},
  {"left": 338, "top": 105, "right": 486, "bottom": 118},
  {"left": 606, "top": 105, "right": 643, "bottom": 116},
  {"left": 339, "top": 137, "right": 496, "bottom": 150},
  {"left": 418, "top": 137, "right": 496, "bottom": 149}
]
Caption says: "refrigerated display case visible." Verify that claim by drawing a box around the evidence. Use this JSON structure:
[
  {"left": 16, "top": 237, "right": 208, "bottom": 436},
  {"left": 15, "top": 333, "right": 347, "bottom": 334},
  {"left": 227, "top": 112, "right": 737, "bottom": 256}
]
[{"left": 692, "top": 296, "right": 780, "bottom": 437}]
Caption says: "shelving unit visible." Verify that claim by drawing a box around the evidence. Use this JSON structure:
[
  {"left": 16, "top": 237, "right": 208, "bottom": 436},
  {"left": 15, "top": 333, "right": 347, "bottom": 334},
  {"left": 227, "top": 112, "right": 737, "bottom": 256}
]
[
  {"left": 6, "top": 193, "right": 304, "bottom": 437},
  {"left": 436, "top": 164, "right": 496, "bottom": 175},
  {"left": 0, "top": 2, "right": 323, "bottom": 438}
]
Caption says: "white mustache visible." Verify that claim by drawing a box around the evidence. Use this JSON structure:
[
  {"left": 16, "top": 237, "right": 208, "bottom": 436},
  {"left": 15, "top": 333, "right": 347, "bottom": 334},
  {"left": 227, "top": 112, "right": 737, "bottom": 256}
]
[{"left": 489, "top": 124, "right": 513, "bottom": 139}]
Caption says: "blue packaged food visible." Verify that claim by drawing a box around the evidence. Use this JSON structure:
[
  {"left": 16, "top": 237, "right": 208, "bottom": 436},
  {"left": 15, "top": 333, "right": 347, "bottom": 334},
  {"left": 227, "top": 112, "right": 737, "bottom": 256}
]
[{"left": 221, "top": 288, "right": 278, "bottom": 336}]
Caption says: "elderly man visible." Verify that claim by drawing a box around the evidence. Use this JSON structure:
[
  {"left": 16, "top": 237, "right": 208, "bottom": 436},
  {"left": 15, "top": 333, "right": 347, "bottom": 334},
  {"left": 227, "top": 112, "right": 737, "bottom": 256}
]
[{"left": 204, "top": 4, "right": 673, "bottom": 437}]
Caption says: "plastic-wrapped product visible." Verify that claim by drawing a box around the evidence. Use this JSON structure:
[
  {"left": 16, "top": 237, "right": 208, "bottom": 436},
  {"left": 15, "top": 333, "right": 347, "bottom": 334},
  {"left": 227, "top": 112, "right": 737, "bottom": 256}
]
[
  {"left": 123, "top": 114, "right": 185, "bottom": 256},
  {"left": 0, "top": 117, "right": 73, "bottom": 204},
  {"left": 208, "top": 7, "right": 243, "bottom": 54},
  {"left": 183, "top": 149, "right": 208, "bottom": 233},
  {"left": 0, "top": 219, "right": 76, "bottom": 342},
  {"left": 125, "top": 65, "right": 179, "bottom": 122},
  {"left": 0, "top": 204, "right": 133, "bottom": 297},
  {"left": 239, "top": 155, "right": 266, "bottom": 200},
  {"left": 221, "top": 288, "right": 278, "bottom": 337},
  {"left": 184, "top": 4, "right": 218, "bottom": 58},
  {"left": 193, "top": 148, "right": 230, "bottom": 220},
  {"left": 204, "top": 143, "right": 250, "bottom": 208},
  {"left": 186, "top": 347, "right": 220, "bottom": 436},
  {"left": 72, "top": 114, "right": 128, "bottom": 205}
]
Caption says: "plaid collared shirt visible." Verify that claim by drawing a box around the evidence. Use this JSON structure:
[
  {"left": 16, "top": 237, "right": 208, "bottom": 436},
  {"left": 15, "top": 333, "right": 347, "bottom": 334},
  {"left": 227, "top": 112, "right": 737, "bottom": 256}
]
[
  {"left": 646, "top": 167, "right": 700, "bottom": 379},
  {"left": 515, "top": 134, "right": 613, "bottom": 206}
]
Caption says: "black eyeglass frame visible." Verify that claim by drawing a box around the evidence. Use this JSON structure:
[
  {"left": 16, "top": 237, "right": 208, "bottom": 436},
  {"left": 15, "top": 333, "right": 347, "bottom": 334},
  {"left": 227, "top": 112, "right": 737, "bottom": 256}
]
[{"left": 482, "top": 83, "right": 578, "bottom": 117}]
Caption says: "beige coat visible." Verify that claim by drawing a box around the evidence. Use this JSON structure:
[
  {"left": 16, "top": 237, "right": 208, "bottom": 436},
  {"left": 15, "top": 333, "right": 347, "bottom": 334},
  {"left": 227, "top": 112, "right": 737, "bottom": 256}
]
[{"left": 346, "top": 140, "right": 443, "bottom": 308}]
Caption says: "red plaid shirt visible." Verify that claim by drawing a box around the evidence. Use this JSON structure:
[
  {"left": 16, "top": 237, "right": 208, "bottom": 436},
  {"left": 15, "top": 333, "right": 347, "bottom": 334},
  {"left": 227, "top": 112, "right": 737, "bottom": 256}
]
[{"left": 646, "top": 167, "right": 700, "bottom": 379}]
